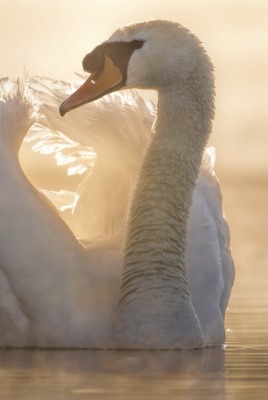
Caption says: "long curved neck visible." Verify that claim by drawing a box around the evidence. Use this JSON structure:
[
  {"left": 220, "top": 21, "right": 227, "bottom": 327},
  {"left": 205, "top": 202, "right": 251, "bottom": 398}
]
[{"left": 119, "top": 83, "right": 213, "bottom": 310}]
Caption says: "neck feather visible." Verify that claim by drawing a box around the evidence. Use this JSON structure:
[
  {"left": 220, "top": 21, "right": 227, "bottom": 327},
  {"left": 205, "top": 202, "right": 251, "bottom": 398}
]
[{"left": 119, "top": 82, "right": 213, "bottom": 311}]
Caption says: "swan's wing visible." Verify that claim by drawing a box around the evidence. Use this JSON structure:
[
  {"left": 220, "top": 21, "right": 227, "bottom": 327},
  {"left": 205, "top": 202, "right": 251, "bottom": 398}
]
[
  {"left": 29, "top": 76, "right": 154, "bottom": 155},
  {"left": 0, "top": 77, "right": 37, "bottom": 345},
  {"left": 186, "top": 148, "right": 235, "bottom": 345},
  {"left": 201, "top": 149, "right": 235, "bottom": 317},
  {"left": 0, "top": 76, "right": 38, "bottom": 135},
  {"left": 26, "top": 123, "right": 96, "bottom": 176},
  {"left": 0, "top": 268, "right": 29, "bottom": 346},
  {"left": 27, "top": 76, "right": 97, "bottom": 177},
  {"left": 25, "top": 77, "right": 155, "bottom": 240},
  {"left": 0, "top": 79, "right": 117, "bottom": 346},
  {"left": 40, "top": 189, "right": 77, "bottom": 211}
]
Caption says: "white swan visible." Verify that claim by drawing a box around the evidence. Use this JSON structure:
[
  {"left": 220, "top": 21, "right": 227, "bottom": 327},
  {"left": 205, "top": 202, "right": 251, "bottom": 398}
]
[
  {"left": 0, "top": 20, "right": 234, "bottom": 348},
  {"left": 58, "top": 19, "right": 234, "bottom": 348}
]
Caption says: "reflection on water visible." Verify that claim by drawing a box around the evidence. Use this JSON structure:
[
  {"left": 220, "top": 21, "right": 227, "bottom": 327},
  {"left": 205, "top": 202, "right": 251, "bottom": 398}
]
[
  {"left": 224, "top": 177, "right": 268, "bottom": 399},
  {"left": 0, "top": 179, "right": 267, "bottom": 399},
  {"left": 0, "top": 349, "right": 227, "bottom": 399}
]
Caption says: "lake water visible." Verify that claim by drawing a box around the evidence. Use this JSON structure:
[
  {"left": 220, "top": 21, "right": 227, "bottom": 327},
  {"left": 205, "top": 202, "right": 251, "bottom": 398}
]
[{"left": 0, "top": 178, "right": 267, "bottom": 399}]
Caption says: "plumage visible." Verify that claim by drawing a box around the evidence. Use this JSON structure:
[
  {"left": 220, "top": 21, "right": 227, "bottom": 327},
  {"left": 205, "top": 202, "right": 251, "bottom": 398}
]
[
  {"left": 0, "top": 78, "right": 121, "bottom": 347},
  {"left": 0, "top": 20, "right": 234, "bottom": 348}
]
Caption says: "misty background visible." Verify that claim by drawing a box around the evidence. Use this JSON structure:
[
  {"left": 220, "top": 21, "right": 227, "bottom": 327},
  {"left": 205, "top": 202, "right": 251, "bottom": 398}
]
[{"left": 1, "top": 0, "right": 268, "bottom": 177}]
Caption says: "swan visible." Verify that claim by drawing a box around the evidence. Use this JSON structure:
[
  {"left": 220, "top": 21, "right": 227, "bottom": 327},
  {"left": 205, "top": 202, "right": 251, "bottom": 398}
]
[
  {"left": 0, "top": 79, "right": 233, "bottom": 349},
  {"left": 59, "top": 19, "right": 234, "bottom": 348},
  {"left": 0, "top": 20, "right": 234, "bottom": 348}
]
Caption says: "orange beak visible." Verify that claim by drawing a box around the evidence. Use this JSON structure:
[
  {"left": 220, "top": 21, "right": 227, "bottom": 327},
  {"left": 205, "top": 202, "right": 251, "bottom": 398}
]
[{"left": 60, "top": 55, "right": 123, "bottom": 116}]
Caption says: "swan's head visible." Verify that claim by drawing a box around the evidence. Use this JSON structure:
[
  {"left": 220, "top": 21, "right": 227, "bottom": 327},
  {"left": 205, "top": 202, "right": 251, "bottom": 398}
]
[{"left": 60, "top": 20, "right": 213, "bottom": 116}]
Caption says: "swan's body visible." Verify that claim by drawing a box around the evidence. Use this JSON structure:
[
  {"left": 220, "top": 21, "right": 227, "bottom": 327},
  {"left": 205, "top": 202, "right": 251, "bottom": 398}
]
[
  {"left": 0, "top": 20, "right": 234, "bottom": 348},
  {"left": 27, "top": 76, "right": 234, "bottom": 346}
]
